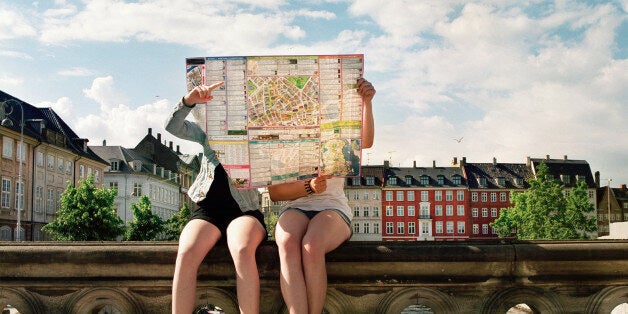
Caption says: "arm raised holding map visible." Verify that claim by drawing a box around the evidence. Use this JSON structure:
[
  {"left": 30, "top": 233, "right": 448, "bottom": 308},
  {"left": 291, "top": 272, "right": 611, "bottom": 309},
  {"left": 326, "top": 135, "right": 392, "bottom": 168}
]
[
  {"left": 269, "top": 78, "right": 376, "bottom": 314},
  {"left": 165, "top": 81, "right": 268, "bottom": 314}
]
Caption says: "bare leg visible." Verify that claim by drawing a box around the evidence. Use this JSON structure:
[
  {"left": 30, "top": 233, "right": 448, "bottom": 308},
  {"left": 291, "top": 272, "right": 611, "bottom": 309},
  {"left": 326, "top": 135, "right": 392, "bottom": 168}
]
[
  {"left": 226, "top": 215, "right": 266, "bottom": 314},
  {"left": 275, "top": 210, "right": 310, "bottom": 314},
  {"left": 172, "top": 219, "right": 221, "bottom": 314},
  {"left": 302, "top": 210, "right": 351, "bottom": 314}
]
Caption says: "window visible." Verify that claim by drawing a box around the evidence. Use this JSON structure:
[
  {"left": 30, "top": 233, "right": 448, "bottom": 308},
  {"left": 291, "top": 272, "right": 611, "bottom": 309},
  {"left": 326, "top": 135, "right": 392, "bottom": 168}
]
[
  {"left": 437, "top": 175, "right": 444, "bottom": 185},
  {"left": 420, "top": 176, "right": 429, "bottom": 185},
  {"left": 353, "top": 223, "right": 360, "bottom": 234},
  {"left": 110, "top": 160, "right": 119, "bottom": 171},
  {"left": 446, "top": 221, "right": 454, "bottom": 234},
  {"left": 373, "top": 207, "right": 380, "bottom": 217},
  {"left": 16, "top": 142, "right": 25, "bottom": 162},
  {"left": 1, "top": 178, "right": 10, "bottom": 209},
  {"left": 419, "top": 204, "right": 429, "bottom": 218},
  {"left": 421, "top": 221, "right": 429, "bottom": 234},
  {"left": 500, "top": 192, "right": 507, "bottom": 202},
  {"left": 421, "top": 191, "right": 429, "bottom": 202},
  {"left": 88, "top": 167, "right": 93, "bottom": 176},
  {"left": 408, "top": 222, "right": 416, "bottom": 234},
  {"left": 388, "top": 177, "right": 397, "bottom": 185},
  {"left": 473, "top": 224, "right": 479, "bottom": 234},
  {"left": 363, "top": 206, "right": 369, "bottom": 217},
  {"left": 435, "top": 221, "right": 443, "bottom": 233},
  {"left": 397, "top": 222, "right": 404, "bottom": 234},
  {"left": 35, "top": 186, "right": 43, "bottom": 213},
  {"left": 472, "top": 192, "right": 478, "bottom": 202},
  {"left": 491, "top": 208, "right": 498, "bottom": 217},
  {"left": 351, "top": 177, "right": 360, "bottom": 186},
  {"left": 457, "top": 190, "right": 464, "bottom": 201},
  {"left": 479, "top": 177, "right": 487, "bottom": 186},
  {"left": 364, "top": 223, "right": 370, "bottom": 234},
  {"left": 482, "top": 224, "right": 489, "bottom": 234},
  {"left": 47, "top": 188, "right": 54, "bottom": 213},
  {"left": 2, "top": 137, "right": 14, "bottom": 158},
  {"left": 453, "top": 175, "right": 461, "bottom": 185},
  {"left": 133, "top": 183, "right": 142, "bottom": 197},
  {"left": 435, "top": 191, "right": 442, "bottom": 201},
  {"left": 396, "top": 206, "right": 404, "bottom": 216},
  {"left": 363, "top": 191, "right": 369, "bottom": 200},
  {"left": 95, "top": 170, "right": 100, "bottom": 183},
  {"left": 446, "top": 190, "right": 453, "bottom": 201},
  {"left": 79, "top": 165, "right": 85, "bottom": 178},
  {"left": 482, "top": 208, "right": 488, "bottom": 217},
  {"left": 373, "top": 191, "right": 379, "bottom": 200},
  {"left": 47, "top": 155, "right": 55, "bottom": 170},
  {"left": 366, "top": 176, "right": 374, "bottom": 186},
  {"left": 405, "top": 176, "right": 412, "bottom": 185},
  {"left": 385, "top": 191, "right": 393, "bottom": 201},
  {"left": 353, "top": 206, "right": 360, "bottom": 217},
  {"left": 353, "top": 191, "right": 359, "bottom": 200},
  {"left": 36, "top": 152, "right": 43, "bottom": 167},
  {"left": 472, "top": 208, "right": 478, "bottom": 217},
  {"left": 407, "top": 205, "right": 415, "bottom": 216},
  {"left": 374, "top": 223, "right": 380, "bottom": 234},
  {"left": 435, "top": 205, "right": 443, "bottom": 216},
  {"left": 57, "top": 157, "right": 64, "bottom": 172},
  {"left": 109, "top": 181, "right": 118, "bottom": 192},
  {"left": 457, "top": 205, "right": 464, "bottom": 216},
  {"left": 386, "top": 206, "right": 393, "bottom": 216},
  {"left": 457, "top": 222, "right": 465, "bottom": 233},
  {"left": 396, "top": 191, "right": 404, "bottom": 201},
  {"left": 497, "top": 177, "right": 506, "bottom": 186},
  {"left": 481, "top": 193, "right": 487, "bottom": 202},
  {"left": 386, "top": 222, "right": 393, "bottom": 234},
  {"left": 491, "top": 192, "right": 497, "bottom": 202},
  {"left": 446, "top": 205, "right": 453, "bottom": 216},
  {"left": 66, "top": 161, "right": 72, "bottom": 174},
  {"left": 407, "top": 191, "right": 415, "bottom": 201}
]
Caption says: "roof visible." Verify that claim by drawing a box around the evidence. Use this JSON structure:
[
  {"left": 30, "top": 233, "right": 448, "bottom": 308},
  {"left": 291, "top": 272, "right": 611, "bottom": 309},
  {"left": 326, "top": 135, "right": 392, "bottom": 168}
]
[
  {"left": 385, "top": 165, "right": 466, "bottom": 187},
  {"left": 1, "top": 90, "right": 107, "bottom": 165},
  {"left": 464, "top": 163, "right": 532, "bottom": 189},
  {"left": 529, "top": 157, "right": 596, "bottom": 188}
]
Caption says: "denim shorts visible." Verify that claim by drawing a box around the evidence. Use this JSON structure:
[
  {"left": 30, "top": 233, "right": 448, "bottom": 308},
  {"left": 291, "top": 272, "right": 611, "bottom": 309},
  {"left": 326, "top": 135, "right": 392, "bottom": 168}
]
[{"left": 280, "top": 207, "right": 352, "bottom": 233}]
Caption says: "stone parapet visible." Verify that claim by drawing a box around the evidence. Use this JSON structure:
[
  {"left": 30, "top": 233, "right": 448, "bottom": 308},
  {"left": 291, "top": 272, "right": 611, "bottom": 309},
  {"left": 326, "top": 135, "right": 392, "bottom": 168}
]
[{"left": 1, "top": 240, "right": 627, "bottom": 313}]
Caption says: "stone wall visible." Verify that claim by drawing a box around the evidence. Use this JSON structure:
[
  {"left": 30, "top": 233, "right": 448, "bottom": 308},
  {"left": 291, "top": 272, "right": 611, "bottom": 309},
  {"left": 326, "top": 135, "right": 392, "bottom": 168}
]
[{"left": 1, "top": 240, "right": 627, "bottom": 313}]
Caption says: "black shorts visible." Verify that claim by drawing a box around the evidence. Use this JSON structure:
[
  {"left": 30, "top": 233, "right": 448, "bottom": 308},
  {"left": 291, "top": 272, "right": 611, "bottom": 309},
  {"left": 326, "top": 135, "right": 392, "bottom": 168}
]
[{"left": 192, "top": 164, "right": 267, "bottom": 241}]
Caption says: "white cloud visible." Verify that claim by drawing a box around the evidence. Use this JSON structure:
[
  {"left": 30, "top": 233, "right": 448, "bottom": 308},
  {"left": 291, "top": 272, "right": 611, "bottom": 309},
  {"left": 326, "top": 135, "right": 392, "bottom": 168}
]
[
  {"left": 0, "top": 7, "right": 37, "bottom": 40},
  {"left": 83, "top": 76, "right": 129, "bottom": 110},
  {"left": 0, "top": 50, "right": 33, "bottom": 59},
  {"left": 58, "top": 67, "right": 95, "bottom": 77},
  {"left": 0, "top": 74, "right": 23, "bottom": 87},
  {"left": 35, "top": 96, "right": 74, "bottom": 119}
]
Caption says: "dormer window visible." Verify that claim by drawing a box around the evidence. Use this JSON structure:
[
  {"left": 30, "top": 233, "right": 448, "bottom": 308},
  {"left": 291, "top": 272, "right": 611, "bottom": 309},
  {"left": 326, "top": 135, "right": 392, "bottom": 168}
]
[
  {"left": 452, "top": 175, "right": 461, "bottom": 185},
  {"left": 110, "top": 160, "right": 119, "bottom": 171},
  {"left": 388, "top": 177, "right": 397, "bottom": 185},
  {"left": 496, "top": 177, "right": 505, "bottom": 186},
  {"left": 366, "top": 176, "right": 375, "bottom": 186},
  {"left": 405, "top": 176, "right": 413, "bottom": 185},
  {"left": 437, "top": 175, "right": 444, "bottom": 185},
  {"left": 420, "top": 175, "right": 429, "bottom": 185},
  {"left": 478, "top": 177, "right": 487, "bottom": 187},
  {"left": 561, "top": 174, "right": 570, "bottom": 184},
  {"left": 515, "top": 178, "right": 524, "bottom": 186},
  {"left": 351, "top": 177, "right": 360, "bottom": 186}
]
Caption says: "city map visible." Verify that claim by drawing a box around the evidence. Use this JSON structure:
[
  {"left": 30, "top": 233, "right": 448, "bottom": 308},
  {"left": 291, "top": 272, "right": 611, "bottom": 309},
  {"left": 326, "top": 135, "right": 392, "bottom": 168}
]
[{"left": 186, "top": 55, "right": 364, "bottom": 189}]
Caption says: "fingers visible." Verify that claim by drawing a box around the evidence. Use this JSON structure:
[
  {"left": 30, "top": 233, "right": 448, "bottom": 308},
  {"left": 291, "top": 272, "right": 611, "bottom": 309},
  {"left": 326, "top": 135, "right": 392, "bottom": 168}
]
[
  {"left": 192, "top": 81, "right": 224, "bottom": 103},
  {"left": 357, "top": 78, "right": 376, "bottom": 99}
]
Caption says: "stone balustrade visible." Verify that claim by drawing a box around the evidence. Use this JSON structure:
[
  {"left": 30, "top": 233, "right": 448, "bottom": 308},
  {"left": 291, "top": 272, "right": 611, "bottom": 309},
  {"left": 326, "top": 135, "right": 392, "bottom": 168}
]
[{"left": 1, "top": 240, "right": 627, "bottom": 313}]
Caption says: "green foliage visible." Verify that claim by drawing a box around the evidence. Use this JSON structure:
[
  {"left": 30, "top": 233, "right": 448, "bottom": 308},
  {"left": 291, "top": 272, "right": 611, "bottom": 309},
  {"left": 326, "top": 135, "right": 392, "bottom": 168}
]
[
  {"left": 164, "top": 202, "right": 192, "bottom": 240},
  {"left": 264, "top": 211, "right": 279, "bottom": 240},
  {"left": 42, "top": 174, "right": 125, "bottom": 241},
  {"left": 491, "top": 162, "right": 597, "bottom": 239},
  {"left": 125, "top": 195, "right": 165, "bottom": 241}
]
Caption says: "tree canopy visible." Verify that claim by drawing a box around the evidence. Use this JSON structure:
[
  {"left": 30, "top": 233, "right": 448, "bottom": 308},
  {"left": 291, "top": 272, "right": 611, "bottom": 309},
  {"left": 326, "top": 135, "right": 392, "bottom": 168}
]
[{"left": 491, "top": 162, "right": 597, "bottom": 239}]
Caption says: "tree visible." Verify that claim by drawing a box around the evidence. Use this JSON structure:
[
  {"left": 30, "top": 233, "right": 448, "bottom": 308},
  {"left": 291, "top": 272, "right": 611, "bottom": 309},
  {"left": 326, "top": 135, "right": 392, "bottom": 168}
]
[
  {"left": 164, "top": 202, "right": 191, "bottom": 240},
  {"left": 125, "top": 195, "right": 165, "bottom": 241},
  {"left": 43, "top": 174, "right": 125, "bottom": 241},
  {"left": 491, "top": 162, "right": 597, "bottom": 239},
  {"left": 264, "top": 212, "right": 279, "bottom": 240}
]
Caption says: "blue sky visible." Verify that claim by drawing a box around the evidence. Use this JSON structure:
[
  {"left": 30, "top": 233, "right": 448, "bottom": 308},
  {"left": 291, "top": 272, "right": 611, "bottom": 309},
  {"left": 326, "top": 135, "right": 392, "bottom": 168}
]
[{"left": 1, "top": 0, "right": 627, "bottom": 186}]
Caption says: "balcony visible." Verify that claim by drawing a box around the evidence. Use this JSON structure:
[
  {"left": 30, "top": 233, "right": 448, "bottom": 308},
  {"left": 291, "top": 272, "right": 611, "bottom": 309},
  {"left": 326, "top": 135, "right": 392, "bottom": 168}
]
[{"left": 1, "top": 240, "right": 627, "bottom": 313}]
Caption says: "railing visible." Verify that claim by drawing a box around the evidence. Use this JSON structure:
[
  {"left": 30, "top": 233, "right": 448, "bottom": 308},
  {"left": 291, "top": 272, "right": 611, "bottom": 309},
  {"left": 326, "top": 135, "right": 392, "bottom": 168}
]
[{"left": 1, "top": 240, "right": 627, "bottom": 313}]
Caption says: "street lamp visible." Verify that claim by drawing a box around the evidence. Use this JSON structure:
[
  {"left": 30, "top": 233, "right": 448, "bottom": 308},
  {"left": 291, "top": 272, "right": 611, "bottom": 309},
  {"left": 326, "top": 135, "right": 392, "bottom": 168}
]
[{"left": 1, "top": 99, "right": 25, "bottom": 241}]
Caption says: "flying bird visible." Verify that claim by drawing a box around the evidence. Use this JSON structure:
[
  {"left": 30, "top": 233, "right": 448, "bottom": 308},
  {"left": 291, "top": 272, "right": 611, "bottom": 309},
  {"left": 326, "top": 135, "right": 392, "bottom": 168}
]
[{"left": 453, "top": 137, "right": 463, "bottom": 143}]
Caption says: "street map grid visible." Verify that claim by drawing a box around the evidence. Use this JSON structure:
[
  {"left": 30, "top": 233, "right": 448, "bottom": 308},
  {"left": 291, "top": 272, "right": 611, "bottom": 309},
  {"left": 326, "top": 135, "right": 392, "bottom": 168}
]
[{"left": 186, "top": 54, "right": 364, "bottom": 189}]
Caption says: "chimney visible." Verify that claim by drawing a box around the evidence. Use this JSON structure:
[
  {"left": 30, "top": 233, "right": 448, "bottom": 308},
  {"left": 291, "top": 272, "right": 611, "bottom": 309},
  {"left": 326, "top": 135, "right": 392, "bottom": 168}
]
[
  {"left": 595, "top": 171, "right": 600, "bottom": 188},
  {"left": 157, "top": 133, "right": 161, "bottom": 142},
  {"left": 461, "top": 157, "right": 466, "bottom": 166},
  {"left": 413, "top": 160, "right": 416, "bottom": 168},
  {"left": 546, "top": 155, "right": 550, "bottom": 161},
  {"left": 621, "top": 184, "right": 627, "bottom": 190},
  {"left": 564, "top": 155, "right": 568, "bottom": 160},
  {"left": 169, "top": 141, "right": 173, "bottom": 149},
  {"left": 103, "top": 140, "right": 106, "bottom": 146},
  {"left": 526, "top": 156, "right": 531, "bottom": 167},
  {"left": 452, "top": 157, "right": 458, "bottom": 166},
  {"left": 432, "top": 160, "right": 436, "bottom": 168},
  {"left": 148, "top": 128, "right": 152, "bottom": 135},
  {"left": 177, "top": 145, "right": 180, "bottom": 153},
  {"left": 493, "top": 157, "right": 496, "bottom": 165},
  {"left": 384, "top": 160, "right": 390, "bottom": 168}
]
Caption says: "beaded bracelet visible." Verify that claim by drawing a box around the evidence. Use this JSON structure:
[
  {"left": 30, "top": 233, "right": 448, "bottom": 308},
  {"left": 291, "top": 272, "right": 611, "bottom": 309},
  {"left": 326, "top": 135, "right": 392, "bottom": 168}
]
[{"left": 304, "top": 179, "right": 314, "bottom": 195}]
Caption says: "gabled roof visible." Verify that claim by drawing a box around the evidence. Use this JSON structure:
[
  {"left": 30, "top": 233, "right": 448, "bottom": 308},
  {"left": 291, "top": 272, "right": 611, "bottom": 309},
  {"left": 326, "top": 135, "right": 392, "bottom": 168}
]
[
  {"left": 385, "top": 166, "right": 465, "bottom": 187},
  {"left": 464, "top": 163, "right": 532, "bottom": 189},
  {"left": 1, "top": 90, "right": 107, "bottom": 165},
  {"left": 529, "top": 156, "right": 596, "bottom": 188}
]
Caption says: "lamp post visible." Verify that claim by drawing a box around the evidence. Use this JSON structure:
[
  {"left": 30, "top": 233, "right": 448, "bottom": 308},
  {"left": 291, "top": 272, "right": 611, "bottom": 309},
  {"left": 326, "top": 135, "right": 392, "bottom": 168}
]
[{"left": 1, "top": 99, "right": 24, "bottom": 241}]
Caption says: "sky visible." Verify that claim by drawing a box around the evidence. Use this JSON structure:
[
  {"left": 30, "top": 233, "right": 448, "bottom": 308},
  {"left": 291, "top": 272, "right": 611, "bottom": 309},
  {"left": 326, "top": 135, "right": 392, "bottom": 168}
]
[{"left": 1, "top": 0, "right": 627, "bottom": 186}]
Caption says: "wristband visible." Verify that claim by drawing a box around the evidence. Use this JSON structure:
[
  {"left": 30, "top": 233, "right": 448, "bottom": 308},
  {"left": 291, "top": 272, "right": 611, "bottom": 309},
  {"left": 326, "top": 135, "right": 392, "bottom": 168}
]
[
  {"left": 304, "top": 179, "right": 314, "bottom": 195},
  {"left": 182, "top": 96, "right": 196, "bottom": 108}
]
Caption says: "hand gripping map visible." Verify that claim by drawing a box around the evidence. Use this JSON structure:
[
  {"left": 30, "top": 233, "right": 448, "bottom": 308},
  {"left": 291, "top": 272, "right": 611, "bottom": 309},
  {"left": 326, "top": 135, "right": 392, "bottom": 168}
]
[{"left": 186, "top": 55, "right": 364, "bottom": 189}]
